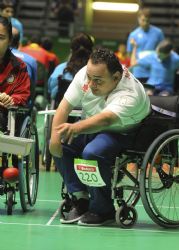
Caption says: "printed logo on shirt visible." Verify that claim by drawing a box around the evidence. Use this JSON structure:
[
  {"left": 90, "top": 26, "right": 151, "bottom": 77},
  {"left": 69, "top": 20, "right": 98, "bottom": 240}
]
[
  {"left": 123, "top": 67, "right": 131, "bottom": 79},
  {"left": 82, "top": 83, "right": 89, "bottom": 92},
  {"left": 7, "top": 74, "right": 15, "bottom": 84},
  {"left": 119, "top": 96, "right": 128, "bottom": 105}
]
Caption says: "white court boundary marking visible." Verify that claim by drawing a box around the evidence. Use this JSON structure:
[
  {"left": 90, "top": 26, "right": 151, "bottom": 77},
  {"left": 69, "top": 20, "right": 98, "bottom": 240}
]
[
  {"left": 0, "top": 198, "right": 179, "bottom": 233},
  {"left": 46, "top": 208, "right": 60, "bottom": 226},
  {"left": 0, "top": 220, "right": 179, "bottom": 234}
]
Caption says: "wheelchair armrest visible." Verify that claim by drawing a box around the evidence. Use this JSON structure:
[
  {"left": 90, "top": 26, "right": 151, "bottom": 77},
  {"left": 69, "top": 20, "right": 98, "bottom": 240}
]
[{"left": 7, "top": 105, "right": 30, "bottom": 114}]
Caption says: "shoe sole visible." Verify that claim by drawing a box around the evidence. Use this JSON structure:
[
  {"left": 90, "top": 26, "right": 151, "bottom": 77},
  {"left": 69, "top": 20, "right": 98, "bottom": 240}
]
[
  {"left": 60, "top": 214, "right": 84, "bottom": 224},
  {"left": 77, "top": 219, "right": 115, "bottom": 227}
]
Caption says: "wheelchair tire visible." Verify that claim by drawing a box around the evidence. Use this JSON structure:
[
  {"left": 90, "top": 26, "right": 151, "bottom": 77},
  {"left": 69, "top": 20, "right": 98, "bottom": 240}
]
[
  {"left": 6, "top": 190, "right": 14, "bottom": 215},
  {"left": 45, "top": 114, "right": 53, "bottom": 171},
  {"left": 18, "top": 159, "right": 29, "bottom": 212},
  {"left": 140, "top": 129, "right": 179, "bottom": 228},
  {"left": 26, "top": 124, "right": 39, "bottom": 206},
  {"left": 18, "top": 117, "right": 39, "bottom": 211},
  {"left": 42, "top": 104, "right": 53, "bottom": 171},
  {"left": 115, "top": 205, "right": 138, "bottom": 228}
]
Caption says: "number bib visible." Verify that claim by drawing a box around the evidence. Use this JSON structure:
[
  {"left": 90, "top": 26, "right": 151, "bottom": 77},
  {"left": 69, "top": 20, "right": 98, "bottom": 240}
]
[{"left": 74, "top": 159, "right": 106, "bottom": 187}]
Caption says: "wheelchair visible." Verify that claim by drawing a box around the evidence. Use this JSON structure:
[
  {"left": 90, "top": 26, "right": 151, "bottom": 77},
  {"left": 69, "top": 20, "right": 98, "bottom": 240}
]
[
  {"left": 0, "top": 104, "right": 39, "bottom": 215},
  {"left": 59, "top": 95, "right": 179, "bottom": 229}
]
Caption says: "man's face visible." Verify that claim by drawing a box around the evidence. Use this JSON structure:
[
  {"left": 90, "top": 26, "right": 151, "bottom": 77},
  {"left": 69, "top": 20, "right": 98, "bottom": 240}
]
[
  {"left": 138, "top": 14, "right": 150, "bottom": 31},
  {"left": 1, "top": 7, "right": 14, "bottom": 18},
  {"left": 86, "top": 59, "right": 120, "bottom": 96}
]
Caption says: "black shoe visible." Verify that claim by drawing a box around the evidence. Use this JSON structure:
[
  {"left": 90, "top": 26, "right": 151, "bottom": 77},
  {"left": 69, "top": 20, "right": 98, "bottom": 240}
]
[
  {"left": 78, "top": 211, "right": 115, "bottom": 226},
  {"left": 60, "top": 198, "right": 89, "bottom": 224}
]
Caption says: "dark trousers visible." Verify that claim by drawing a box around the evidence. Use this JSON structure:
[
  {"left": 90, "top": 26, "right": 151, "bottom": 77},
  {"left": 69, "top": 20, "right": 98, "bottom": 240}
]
[{"left": 54, "top": 132, "right": 135, "bottom": 215}]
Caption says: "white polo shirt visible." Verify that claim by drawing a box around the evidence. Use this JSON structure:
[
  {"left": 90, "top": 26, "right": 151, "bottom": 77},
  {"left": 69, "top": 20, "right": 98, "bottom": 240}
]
[{"left": 64, "top": 66, "right": 151, "bottom": 132}]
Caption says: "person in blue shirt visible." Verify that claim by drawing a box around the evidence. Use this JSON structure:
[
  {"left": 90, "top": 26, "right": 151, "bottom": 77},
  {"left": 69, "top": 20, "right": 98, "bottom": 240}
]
[
  {"left": 130, "top": 39, "right": 179, "bottom": 96},
  {"left": 10, "top": 27, "right": 37, "bottom": 86},
  {"left": 48, "top": 32, "right": 94, "bottom": 100},
  {"left": 0, "top": 0, "right": 23, "bottom": 41},
  {"left": 127, "top": 8, "right": 164, "bottom": 83}
]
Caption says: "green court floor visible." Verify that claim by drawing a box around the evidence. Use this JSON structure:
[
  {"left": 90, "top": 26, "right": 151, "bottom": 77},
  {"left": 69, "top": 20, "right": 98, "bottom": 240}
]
[
  {"left": 0, "top": 115, "right": 176, "bottom": 250},
  {"left": 0, "top": 169, "right": 179, "bottom": 250}
]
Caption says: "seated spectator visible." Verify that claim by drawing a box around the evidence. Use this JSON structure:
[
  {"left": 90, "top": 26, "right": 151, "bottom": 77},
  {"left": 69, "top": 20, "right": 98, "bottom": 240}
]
[
  {"left": 20, "top": 35, "right": 51, "bottom": 89},
  {"left": 20, "top": 35, "right": 49, "bottom": 70},
  {"left": 11, "top": 27, "right": 37, "bottom": 86},
  {"left": 115, "top": 43, "right": 130, "bottom": 68},
  {"left": 41, "top": 36, "right": 60, "bottom": 76},
  {"left": 48, "top": 32, "right": 94, "bottom": 100},
  {"left": 20, "top": 36, "right": 49, "bottom": 70},
  {"left": 0, "top": 0, "right": 23, "bottom": 41},
  {"left": 0, "top": 16, "right": 30, "bottom": 131},
  {"left": 130, "top": 39, "right": 179, "bottom": 96}
]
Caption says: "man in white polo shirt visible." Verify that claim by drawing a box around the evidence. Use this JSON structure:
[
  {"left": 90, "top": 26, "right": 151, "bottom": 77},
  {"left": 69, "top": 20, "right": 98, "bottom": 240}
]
[{"left": 50, "top": 47, "right": 150, "bottom": 226}]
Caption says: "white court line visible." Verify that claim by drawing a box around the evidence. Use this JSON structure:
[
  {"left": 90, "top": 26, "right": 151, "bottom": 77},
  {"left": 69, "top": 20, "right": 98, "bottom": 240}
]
[
  {"left": 37, "top": 198, "right": 60, "bottom": 203},
  {"left": 0, "top": 220, "right": 179, "bottom": 234},
  {"left": 0, "top": 196, "right": 60, "bottom": 203},
  {"left": 46, "top": 208, "right": 59, "bottom": 226}
]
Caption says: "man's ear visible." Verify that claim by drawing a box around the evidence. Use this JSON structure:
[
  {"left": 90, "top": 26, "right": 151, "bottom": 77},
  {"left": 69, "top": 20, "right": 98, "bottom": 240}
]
[{"left": 112, "top": 71, "right": 121, "bottom": 82}]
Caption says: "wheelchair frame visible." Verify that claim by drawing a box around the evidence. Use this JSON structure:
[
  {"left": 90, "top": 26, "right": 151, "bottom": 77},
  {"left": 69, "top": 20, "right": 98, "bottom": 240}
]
[{"left": 0, "top": 106, "right": 39, "bottom": 215}]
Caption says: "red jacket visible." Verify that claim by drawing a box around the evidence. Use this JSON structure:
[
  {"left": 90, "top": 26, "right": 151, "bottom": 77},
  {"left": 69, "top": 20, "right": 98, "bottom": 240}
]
[
  {"left": 20, "top": 43, "right": 50, "bottom": 69},
  {"left": 0, "top": 50, "right": 30, "bottom": 106}
]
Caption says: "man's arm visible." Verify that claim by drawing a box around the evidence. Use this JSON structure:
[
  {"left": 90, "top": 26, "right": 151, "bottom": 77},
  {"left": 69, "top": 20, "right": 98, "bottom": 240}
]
[
  {"left": 55, "top": 110, "right": 118, "bottom": 145},
  {"left": 49, "top": 97, "right": 74, "bottom": 157},
  {"left": 129, "top": 38, "right": 138, "bottom": 67}
]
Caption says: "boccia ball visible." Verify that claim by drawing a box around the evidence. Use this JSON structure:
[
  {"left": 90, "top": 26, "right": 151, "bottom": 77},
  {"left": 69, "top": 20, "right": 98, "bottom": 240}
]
[{"left": 3, "top": 167, "right": 19, "bottom": 183}]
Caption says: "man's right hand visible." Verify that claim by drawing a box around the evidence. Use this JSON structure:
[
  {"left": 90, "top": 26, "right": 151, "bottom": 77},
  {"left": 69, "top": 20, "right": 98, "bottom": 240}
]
[
  {"left": 130, "top": 38, "right": 137, "bottom": 48},
  {"left": 49, "top": 137, "right": 63, "bottom": 158}
]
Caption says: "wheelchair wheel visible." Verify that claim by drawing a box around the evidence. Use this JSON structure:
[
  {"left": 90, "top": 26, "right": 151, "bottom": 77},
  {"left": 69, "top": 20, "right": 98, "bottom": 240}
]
[
  {"left": 44, "top": 114, "right": 53, "bottom": 171},
  {"left": 6, "top": 189, "right": 15, "bottom": 215},
  {"left": 18, "top": 117, "right": 39, "bottom": 211},
  {"left": 140, "top": 129, "right": 179, "bottom": 228},
  {"left": 42, "top": 103, "right": 53, "bottom": 171},
  {"left": 113, "top": 157, "right": 140, "bottom": 208},
  {"left": 115, "top": 205, "right": 138, "bottom": 228}
]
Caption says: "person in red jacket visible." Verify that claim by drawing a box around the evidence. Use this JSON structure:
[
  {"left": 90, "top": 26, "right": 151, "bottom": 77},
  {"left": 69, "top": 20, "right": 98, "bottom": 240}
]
[{"left": 0, "top": 16, "right": 30, "bottom": 131}]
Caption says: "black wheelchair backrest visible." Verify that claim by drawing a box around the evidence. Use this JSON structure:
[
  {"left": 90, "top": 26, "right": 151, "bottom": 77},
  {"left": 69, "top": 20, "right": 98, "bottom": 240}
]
[
  {"left": 149, "top": 95, "right": 179, "bottom": 117},
  {"left": 55, "top": 75, "right": 72, "bottom": 107}
]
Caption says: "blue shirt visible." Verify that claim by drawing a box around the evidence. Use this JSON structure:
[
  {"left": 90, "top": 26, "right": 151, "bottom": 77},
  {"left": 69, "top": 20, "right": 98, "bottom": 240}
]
[
  {"left": 137, "top": 51, "right": 179, "bottom": 92},
  {"left": 48, "top": 62, "right": 73, "bottom": 99},
  {"left": 11, "top": 17, "right": 23, "bottom": 41},
  {"left": 127, "top": 25, "right": 164, "bottom": 78},
  {"left": 11, "top": 48, "right": 37, "bottom": 85}
]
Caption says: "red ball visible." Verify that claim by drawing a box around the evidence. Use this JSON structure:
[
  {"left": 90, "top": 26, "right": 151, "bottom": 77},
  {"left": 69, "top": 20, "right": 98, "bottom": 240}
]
[{"left": 3, "top": 167, "right": 19, "bottom": 183}]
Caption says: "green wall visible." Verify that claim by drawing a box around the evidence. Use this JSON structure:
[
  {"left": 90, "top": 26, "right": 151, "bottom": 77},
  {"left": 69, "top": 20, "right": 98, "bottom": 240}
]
[{"left": 52, "top": 37, "right": 119, "bottom": 62}]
